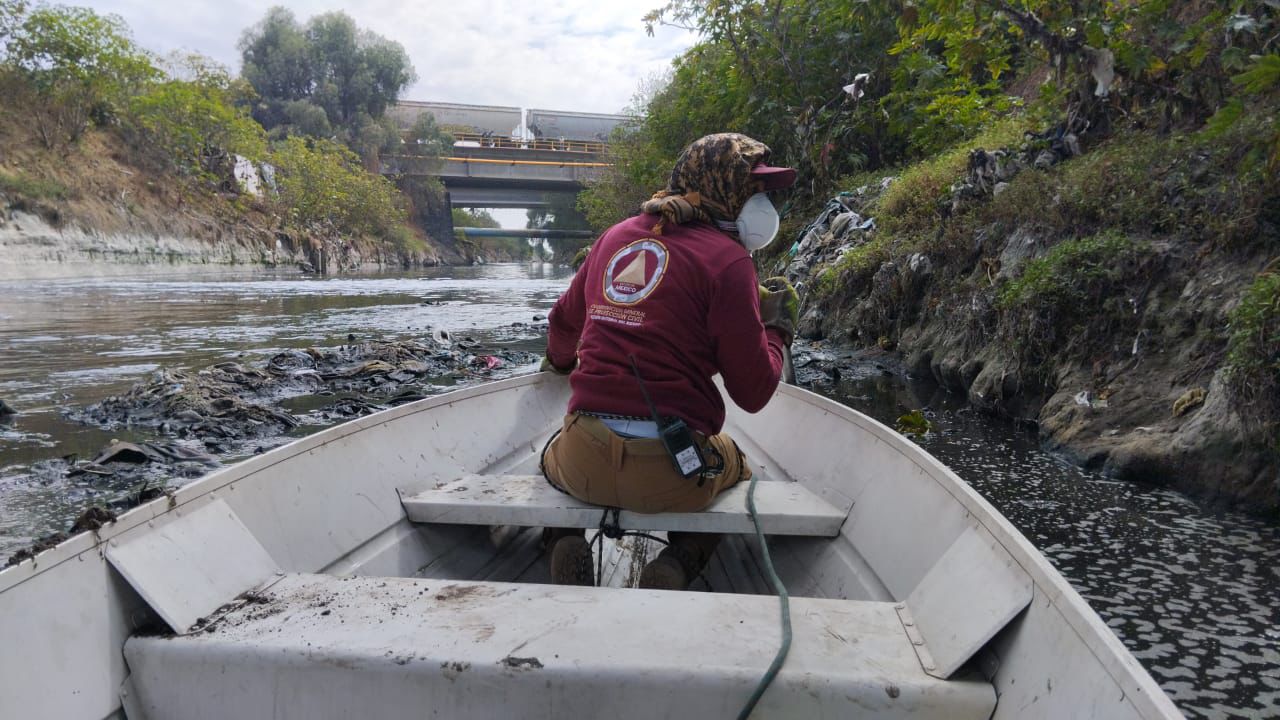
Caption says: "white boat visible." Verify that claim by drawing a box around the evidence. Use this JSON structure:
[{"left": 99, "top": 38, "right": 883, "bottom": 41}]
[{"left": 0, "top": 373, "right": 1183, "bottom": 719}]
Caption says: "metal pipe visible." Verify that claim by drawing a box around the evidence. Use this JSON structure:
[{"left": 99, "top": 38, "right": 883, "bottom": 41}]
[
  {"left": 381, "top": 155, "right": 611, "bottom": 169},
  {"left": 444, "top": 157, "right": 612, "bottom": 168},
  {"left": 458, "top": 226, "right": 596, "bottom": 238}
]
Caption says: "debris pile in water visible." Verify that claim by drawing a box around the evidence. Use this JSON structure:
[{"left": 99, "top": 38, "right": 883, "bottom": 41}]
[
  {"left": 4, "top": 505, "right": 119, "bottom": 568},
  {"left": 6, "top": 338, "right": 538, "bottom": 567},
  {"left": 69, "top": 339, "right": 539, "bottom": 443},
  {"left": 66, "top": 439, "right": 218, "bottom": 479},
  {"left": 789, "top": 341, "right": 900, "bottom": 388}
]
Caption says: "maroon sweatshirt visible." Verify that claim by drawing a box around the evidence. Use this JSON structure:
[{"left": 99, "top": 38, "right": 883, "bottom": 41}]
[{"left": 546, "top": 214, "right": 785, "bottom": 436}]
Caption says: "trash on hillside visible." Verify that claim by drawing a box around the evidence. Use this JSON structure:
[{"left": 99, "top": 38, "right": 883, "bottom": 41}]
[{"left": 781, "top": 188, "right": 884, "bottom": 288}]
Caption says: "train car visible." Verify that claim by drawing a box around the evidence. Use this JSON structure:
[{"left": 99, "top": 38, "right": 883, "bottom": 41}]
[
  {"left": 389, "top": 101, "right": 523, "bottom": 137},
  {"left": 526, "top": 108, "right": 630, "bottom": 142}
]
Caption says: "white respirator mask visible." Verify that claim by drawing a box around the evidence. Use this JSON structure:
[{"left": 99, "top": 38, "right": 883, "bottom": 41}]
[{"left": 717, "top": 193, "right": 779, "bottom": 252}]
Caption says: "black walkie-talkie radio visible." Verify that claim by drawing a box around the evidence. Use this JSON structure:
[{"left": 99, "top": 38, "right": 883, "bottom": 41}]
[{"left": 628, "top": 355, "right": 706, "bottom": 483}]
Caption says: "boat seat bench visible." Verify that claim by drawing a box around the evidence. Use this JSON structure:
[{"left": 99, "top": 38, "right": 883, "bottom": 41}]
[
  {"left": 123, "top": 573, "right": 995, "bottom": 719},
  {"left": 400, "top": 474, "right": 847, "bottom": 537}
]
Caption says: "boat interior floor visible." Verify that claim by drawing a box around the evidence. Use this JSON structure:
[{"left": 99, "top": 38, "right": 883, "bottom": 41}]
[{"left": 412, "top": 521, "right": 839, "bottom": 595}]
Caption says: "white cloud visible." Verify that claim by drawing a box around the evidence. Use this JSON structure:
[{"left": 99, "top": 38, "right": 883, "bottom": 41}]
[{"left": 84, "top": 0, "right": 694, "bottom": 114}]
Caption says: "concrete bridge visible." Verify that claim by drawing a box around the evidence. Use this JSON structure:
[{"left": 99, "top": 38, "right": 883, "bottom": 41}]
[{"left": 381, "top": 102, "right": 627, "bottom": 209}]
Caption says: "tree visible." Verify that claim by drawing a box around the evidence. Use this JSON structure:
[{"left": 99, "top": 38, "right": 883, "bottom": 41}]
[
  {"left": 271, "top": 135, "right": 405, "bottom": 239},
  {"left": 0, "top": 0, "right": 27, "bottom": 45},
  {"left": 527, "top": 192, "right": 592, "bottom": 257},
  {"left": 403, "top": 111, "right": 452, "bottom": 158},
  {"left": 893, "top": 0, "right": 1280, "bottom": 132},
  {"left": 238, "top": 7, "right": 416, "bottom": 160},
  {"left": 451, "top": 208, "right": 501, "bottom": 228},
  {"left": 527, "top": 194, "right": 591, "bottom": 232},
  {"left": 238, "top": 7, "right": 311, "bottom": 105},
  {"left": 126, "top": 56, "right": 267, "bottom": 174},
  {"left": 2, "top": 4, "right": 156, "bottom": 147},
  {"left": 642, "top": 0, "right": 905, "bottom": 191}
]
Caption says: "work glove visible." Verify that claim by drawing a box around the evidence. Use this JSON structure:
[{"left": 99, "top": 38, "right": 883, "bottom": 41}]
[
  {"left": 758, "top": 276, "right": 799, "bottom": 346},
  {"left": 540, "top": 354, "right": 575, "bottom": 375}
]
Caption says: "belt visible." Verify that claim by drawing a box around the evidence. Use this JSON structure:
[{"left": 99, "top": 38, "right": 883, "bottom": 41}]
[
  {"left": 600, "top": 417, "right": 660, "bottom": 439},
  {"left": 572, "top": 412, "right": 707, "bottom": 445},
  {"left": 578, "top": 411, "right": 653, "bottom": 422}
]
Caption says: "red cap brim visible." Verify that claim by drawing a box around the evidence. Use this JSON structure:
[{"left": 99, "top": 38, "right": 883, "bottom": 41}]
[{"left": 751, "top": 163, "right": 797, "bottom": 191}]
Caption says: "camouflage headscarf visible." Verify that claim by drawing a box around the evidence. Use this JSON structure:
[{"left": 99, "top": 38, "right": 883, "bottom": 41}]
[{"left": 639, "top": 133, "right": 773, "bottom": 234}]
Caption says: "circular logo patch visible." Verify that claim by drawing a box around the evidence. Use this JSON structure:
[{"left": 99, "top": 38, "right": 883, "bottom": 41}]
[{"left": 603, "top": 239, "right": 668, "bottom": 306}]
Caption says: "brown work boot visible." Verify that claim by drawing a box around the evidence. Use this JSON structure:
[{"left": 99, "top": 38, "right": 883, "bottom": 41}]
[
  {"left": 549, "top": 535, "right": 595, "bottom": 586},
  {"left": 638, "top": 553, "right": 688, "bottom": 590},
  {"left": 639, "top": 532, "right": 721, "bottom": 591}
]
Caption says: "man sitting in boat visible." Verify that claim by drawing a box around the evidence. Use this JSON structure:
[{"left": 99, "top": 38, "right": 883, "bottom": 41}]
[{"left": 540, "top": 132, "right": 798, "bottom": 589}]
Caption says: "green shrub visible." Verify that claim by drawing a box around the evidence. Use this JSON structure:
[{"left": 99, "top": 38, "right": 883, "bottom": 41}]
[
  {"left": 127, "top": 75, "right": 267, "bottom": 174},
  {"left": 973, "top": 124, "right": 1277, "bottom": 249},
  {"left": 1226, "top": 271, "right": 1280, "bottom": 423},
  {"left": 997, "top": 232, "right": 1137, "bottom": 309},
  {"left": 271, "top": 136, "right": 404, "bottom": 239},
  {"left": 2, "top": 4, "right": 157, "bottom": 147},
  {"left": 877, "top": 118, "right": 1031, "bottom": 238},
  {"left": 0, "top": 171, "right": 67, "bottom": 200},
  {"left": 832, "top": 236, "right": 892, "bottom": 281},
  {"left": 996, "top": 232, "right": 1148, "bottom": 368}
]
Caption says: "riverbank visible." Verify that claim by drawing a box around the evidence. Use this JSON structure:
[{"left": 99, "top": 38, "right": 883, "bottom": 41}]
[
  {"left": 0, "top": 114, "right": 470, "bottom": 278},
  {"left": 780, "top": 124, "right": 1279, "bottom": 516}
]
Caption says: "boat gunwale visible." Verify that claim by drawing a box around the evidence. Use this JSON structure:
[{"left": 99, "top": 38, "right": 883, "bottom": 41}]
[{"left": 772, "top": 381, "right": 1181, "bottom": 718}]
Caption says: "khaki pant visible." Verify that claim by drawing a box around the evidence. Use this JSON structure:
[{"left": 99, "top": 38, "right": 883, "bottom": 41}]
[{"left": 542, "top": 413, "right": 751, "bottom": 513}]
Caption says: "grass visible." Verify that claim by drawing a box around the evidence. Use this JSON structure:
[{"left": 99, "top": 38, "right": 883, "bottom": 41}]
[
  {"left": 995, "top": 231, "right": 1149, "bottom": 369},
  {"left": 814, "top": 117, "right": 1034, "bottom": 298},
  {"left": 385, "top": 226, "right": 429, "bottom": 255},
  {"left": 980, "top": 120, "right": 1277, "bottom": 249},
  {"left": 1226, "top": 271, "right": 1280, "bottom": 427},
  {"left": 0, "top": 170, "right": 68, "bottom": 201},
  {"left": 876, "top": 118, "right": 1032, "bottom": 236},
  {"left": 996, "top": 232, "right": 1140, "bottom": 309}
]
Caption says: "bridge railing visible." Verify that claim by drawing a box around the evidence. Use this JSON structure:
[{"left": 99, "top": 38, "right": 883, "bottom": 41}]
[
  {"left": 378, "top": 154, "right": 612, "bottom": 180},
  {"left": 444, "top": 131, "right": 608, "bottom": 155}
]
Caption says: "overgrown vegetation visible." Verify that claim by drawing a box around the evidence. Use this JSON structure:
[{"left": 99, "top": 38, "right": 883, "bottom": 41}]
[
  {"left": 995, "top": 232, "right": 1149, "bottom": 370},
  {"left": 0, "top": 170, "right": 67, "bottom": 200},
  {"left": 588, "top": 0, "right": 1278, "bottom": 228},
  {"left": 238, "top": 6, "right": 417, "bottom": 162},
  {"left": 581, "top": 0, "right": 1279, "bottom": 495},
  {"left": 125, "top": 57, "right": 267, "bottom": 175},
  {"left": 1227, "top": 271, "right": 1280, "bottom": 430},
  {"left": 0, "top": 1, "right": 445, "bottom": 261},
  {"left": 272, "top": 136, "right": 404, "bottom": 239},
  {"left": 2, "top": 2, "right": 155, "bottom": 148}
]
